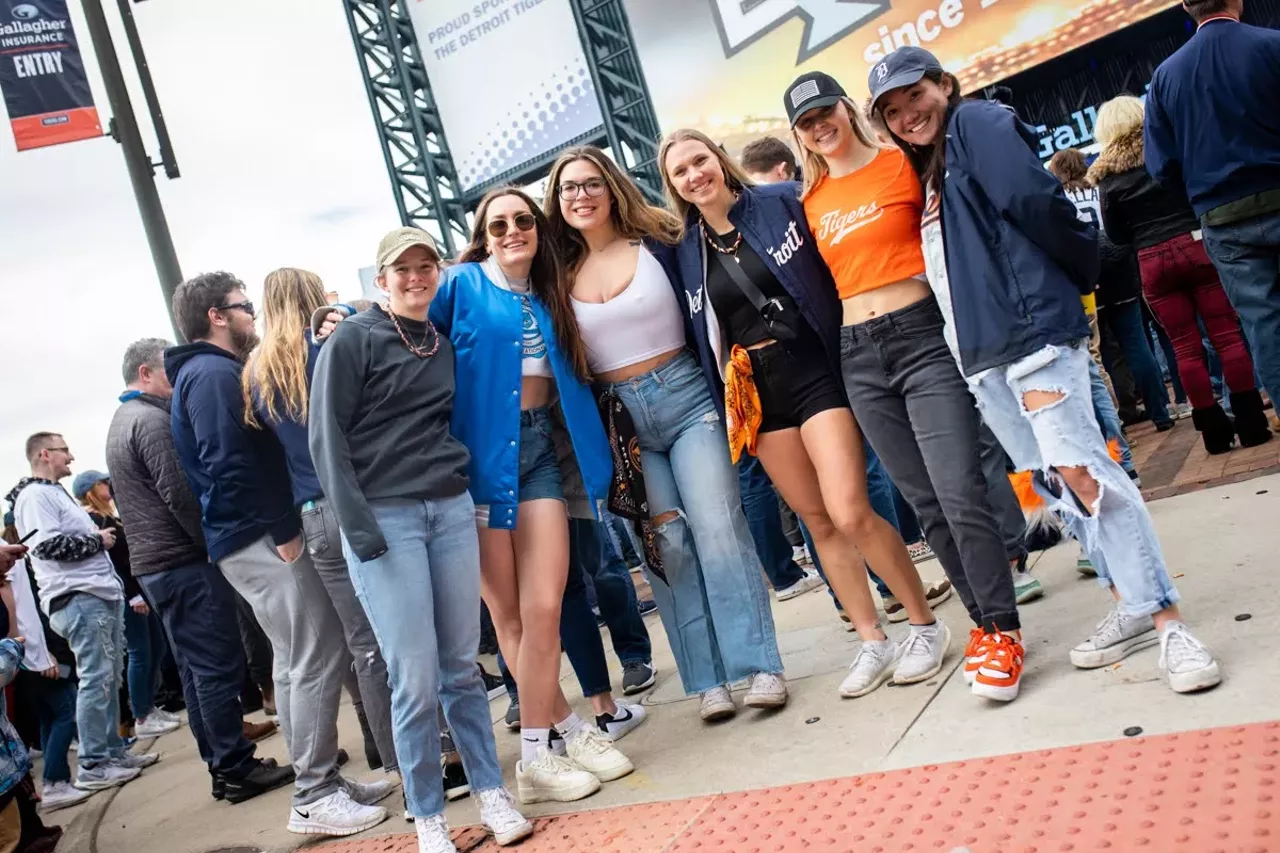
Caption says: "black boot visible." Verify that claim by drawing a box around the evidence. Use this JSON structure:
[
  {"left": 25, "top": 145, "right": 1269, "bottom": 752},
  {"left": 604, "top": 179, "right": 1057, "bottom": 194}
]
[
  {"left": 354, "top": 704, "right": 382, "bottom": 771},
  {"left": 1192, "top": 404, "right": 1236, "bottom": 454},
  {"left": 1230, "top": 389, "right": 1274, "bottom": 448}
]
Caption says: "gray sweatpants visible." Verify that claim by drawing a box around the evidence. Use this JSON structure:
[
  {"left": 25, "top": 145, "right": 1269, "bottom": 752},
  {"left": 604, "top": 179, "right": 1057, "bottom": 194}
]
[
  {"left": 218, "top": 534, "right": 346, "bottom": 806},
  {"left": 302, "top": 500, "right": 397, "bottom": 772}
]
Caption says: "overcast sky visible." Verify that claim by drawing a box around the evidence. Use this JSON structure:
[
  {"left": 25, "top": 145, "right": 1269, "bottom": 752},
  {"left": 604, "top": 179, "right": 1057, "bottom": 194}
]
[{"left": 1, "top": 0, "right": 400, "bottom": 494}]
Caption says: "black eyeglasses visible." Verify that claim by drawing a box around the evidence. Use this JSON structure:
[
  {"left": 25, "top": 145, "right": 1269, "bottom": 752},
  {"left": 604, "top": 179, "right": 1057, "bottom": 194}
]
[
  {"left": 218, "top": 301, "right": 256, "bottom": 317},
  {"left": 557, "top": 178, "right": 608, "bottom": 200},
  {"left": 486, "top": 212, "right": 537, "bottom": 239}
]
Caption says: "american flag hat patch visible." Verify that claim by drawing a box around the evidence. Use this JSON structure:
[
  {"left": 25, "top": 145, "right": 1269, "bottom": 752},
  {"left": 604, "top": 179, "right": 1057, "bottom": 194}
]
[{"left": 789, "top": 79, "right": 821, "bottom": 109}]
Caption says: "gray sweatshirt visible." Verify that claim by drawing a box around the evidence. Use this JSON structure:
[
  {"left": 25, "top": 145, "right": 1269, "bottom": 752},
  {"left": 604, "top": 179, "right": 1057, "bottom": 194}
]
[{"left": 309, "top": 305, "right": 470, "bottom": 562}]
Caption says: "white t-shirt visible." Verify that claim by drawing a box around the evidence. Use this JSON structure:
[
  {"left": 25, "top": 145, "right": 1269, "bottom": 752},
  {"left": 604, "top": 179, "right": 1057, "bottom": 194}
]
[
  {"left": 1064, "top": 186, "right": 1103, "bottom": 233},
  {"left": 920, "top": 186, "right": 961, "bottom": 364},
  {"left": 13, "top": 481, "right": 124, "bottom": 614}
]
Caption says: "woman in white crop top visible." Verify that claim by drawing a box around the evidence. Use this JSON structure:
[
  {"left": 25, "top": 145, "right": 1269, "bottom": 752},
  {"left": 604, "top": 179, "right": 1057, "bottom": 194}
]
[
  {"left": 545, "top": 145, "right": 789, "bottom": 721},
  {"left": 431, "top": 188, "right": 637, "bottom": 802}
]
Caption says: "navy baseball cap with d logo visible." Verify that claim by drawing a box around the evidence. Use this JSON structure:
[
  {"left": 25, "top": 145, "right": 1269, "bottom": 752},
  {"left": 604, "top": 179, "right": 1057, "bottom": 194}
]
[
  {"left": 784, "top": 71, "right": 847, "bottom": 127},
  {"left": 868, "top": 46, "right": 944, "bottom": 113}
]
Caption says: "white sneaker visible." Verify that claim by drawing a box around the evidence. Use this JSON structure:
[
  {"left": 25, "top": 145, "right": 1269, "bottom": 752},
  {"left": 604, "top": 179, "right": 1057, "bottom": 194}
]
[
  {"left": 113, "top": 752, "right": 159, "bottom": 770},
  {"left": 743, "top": 672, "right": 788, "bottom": 708},
  {"left": 775, "top": 570, "right": 825, "bottom": 601},
  {"left": 134, "top": 717, "right": 180, "bottom": 738},
  {"left": 1158, "top": 622, "right": 1222, "bottom": 694},
  {"left": 596, "top": 701, "right": 646, "bottom": 742},
  {"left": 699, "top": 686, "right": 736, "bottom": 722},
  {"left": 839, "top": 639, "right": 898, "bottom": 698},
  {"left": 149, "top": 708, "right": 182, "bottom": 726},
  {"left": 565, "top": 726, "right": 633, "bottom": 782},
  {"left": 893, "top": 622, "right": 951, "bottom": 684},
  {"left": 75, "top": 763, "right": 140, "bottom": 791},
  {"left": 792, "top": 545, "right": 812, "bottom": 567},
  {"left": 476, "top": 787, "right": 534, "bottom": 846},
  {"left": 1070, "top": 607, "right": 1158, "bottom": 669},
  {"left": 415, "top": 813, "right": 458, "bottom": 853},
  {"left": 342, "top": 774, "right": 398, "bottom": 805},
  {"left": 39, "top": 780, "right": 94, "bottom": 812},
  {"left": 516, "top": 747, "right": 601, "bottom": 804},
  {"left": 288, "top": 788, "right": 389, "bottom": 837}
]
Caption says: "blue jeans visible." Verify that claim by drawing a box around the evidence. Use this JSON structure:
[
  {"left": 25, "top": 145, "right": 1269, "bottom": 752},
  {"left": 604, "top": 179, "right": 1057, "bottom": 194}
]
[
  {"left": 1202, "top": 209, "right": 1280, "bottom": 404},
  {"left": 969, "top": 343, "right": 1179, "bottom": 618},
  {"left": 559, "top": 519, "right": 616, "bottom": 698},
  {"left": 123, "top": 606, "right": 165, "bottom": 720},
  {"left": 48, "top": 593, "right": 126, "bottom": 770},
  {"left": 139, "top": 562, "right": 257, "bottom": 778},
  {"left": 574, "top": 519, "right": 651, "bottom": 666},
  {"left": 737, "top": 457, "right": 807, "bottom": 592},
  {"left": 1103, "top": 300, "right": 1172, "bottom": 425},
  {"left": 606, "top": 511, "right": 642, "bottom": 568},
  {"left": 18, "top": 671, "right": 77, "bottom": 784},
  {"left": 600, "top": 351, "right": 783, "bottom": 694},
  {"left": 343, "top": 493, "right": 504, "bottom": 819},
  {"left": 1088, "top": 357, "right": 1135, "bottom": 474}
]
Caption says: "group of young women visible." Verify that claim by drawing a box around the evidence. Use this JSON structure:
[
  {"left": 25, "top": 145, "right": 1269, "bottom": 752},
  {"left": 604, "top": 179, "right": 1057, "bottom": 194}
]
[{"left": 242, "top": 44, "right": 1223, "bottom": 853}]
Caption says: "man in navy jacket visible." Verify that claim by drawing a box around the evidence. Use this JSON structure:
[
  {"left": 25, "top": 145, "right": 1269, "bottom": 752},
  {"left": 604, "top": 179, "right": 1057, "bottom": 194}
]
[
  {"left": 167, "top": 273, "right": 388, "bottom": 834},
  {"left": 1144, "top": 0, "right": 1280, "bottom": 404}
]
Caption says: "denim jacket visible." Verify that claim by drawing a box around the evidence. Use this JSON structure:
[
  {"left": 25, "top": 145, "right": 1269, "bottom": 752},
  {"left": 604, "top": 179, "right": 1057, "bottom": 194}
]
[
  {"left": 430, "top": 261, "right": 613, "bottom": 528},
  {"left": 0, "top": 638, "right": 32, "bottom": 799}
]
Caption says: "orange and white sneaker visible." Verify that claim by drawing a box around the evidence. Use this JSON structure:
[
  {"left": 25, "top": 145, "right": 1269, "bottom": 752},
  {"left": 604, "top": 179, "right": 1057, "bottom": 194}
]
[
  {"left": 970, "top": 632, "right": 1024, "bottom": 702},
  {"left": 963, "top": 628, "right": 996, "bottom": 685}
]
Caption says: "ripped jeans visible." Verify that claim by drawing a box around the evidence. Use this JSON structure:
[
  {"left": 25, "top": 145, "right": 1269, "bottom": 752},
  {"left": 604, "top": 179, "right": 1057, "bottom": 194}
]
[
  {"left": 599, "top": 350, "right": 784, "bottom": 695},
  {"left": 968, "top": 342, "right": 1180, "bottom": 618}
]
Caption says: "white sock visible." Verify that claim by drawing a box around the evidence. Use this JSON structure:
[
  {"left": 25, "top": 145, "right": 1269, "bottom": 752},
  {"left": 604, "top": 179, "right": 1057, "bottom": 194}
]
[
  {"left": 555, "top": 712, "right": 587, "bottom": 739},
  {"left": 520, "top": 728, "right": 550, "bottom": 765}
]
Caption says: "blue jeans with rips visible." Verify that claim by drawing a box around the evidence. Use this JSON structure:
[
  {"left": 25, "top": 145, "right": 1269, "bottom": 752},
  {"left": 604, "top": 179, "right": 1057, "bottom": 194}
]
[
  {"left": 969, "top": 342, "right": 1179, "bottom": 618},
  {"left": 49, "top": 593, "right": 127, "bottom": 770}
]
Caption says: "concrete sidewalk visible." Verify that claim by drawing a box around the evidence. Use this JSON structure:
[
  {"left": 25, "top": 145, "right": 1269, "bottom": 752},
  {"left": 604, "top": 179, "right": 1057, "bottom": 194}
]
[{"left": 65, "top": 473, "right": 1280, "bottom": 853}]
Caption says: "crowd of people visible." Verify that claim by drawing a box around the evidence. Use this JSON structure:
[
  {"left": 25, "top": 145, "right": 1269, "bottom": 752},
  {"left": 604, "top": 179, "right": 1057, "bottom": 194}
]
[{"left": 0, "top": 1, "right": 1276, "bottom": 851}]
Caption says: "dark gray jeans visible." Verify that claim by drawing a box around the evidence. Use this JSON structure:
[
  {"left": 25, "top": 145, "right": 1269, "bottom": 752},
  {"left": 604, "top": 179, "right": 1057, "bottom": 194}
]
[
  {"left": 839, "top": 297, "right": 1020, "bottom": 632},
  {"left": 302, "top": 499, "right": 397, "bottom": 772}
]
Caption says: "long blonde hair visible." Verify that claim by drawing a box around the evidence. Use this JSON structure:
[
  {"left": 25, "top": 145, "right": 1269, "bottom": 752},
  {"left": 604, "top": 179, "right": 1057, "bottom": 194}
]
[
  {"left": 242, "top": 268, "right": 329, "bottom": 428},
  {"left": 657, "top": 128, "right": 755, "bottom": 227},
  {"left": 1094, "top": 95, "right": 1145, "bottom": 149},
  {"left": 543, "top": 146, "right": 683, "bottom": 283},
  {"left": 793, "top": 96, "right": 885, "bottom": 199}
]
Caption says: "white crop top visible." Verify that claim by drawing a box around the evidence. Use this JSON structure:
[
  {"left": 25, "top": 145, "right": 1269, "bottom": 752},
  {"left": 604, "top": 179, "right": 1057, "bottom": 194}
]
[
  {"left": 571, "top": 246, "right": 686, "bottom": 374},
  {"left": 482, "top": 258, "right": 553, "bottom": 378}
]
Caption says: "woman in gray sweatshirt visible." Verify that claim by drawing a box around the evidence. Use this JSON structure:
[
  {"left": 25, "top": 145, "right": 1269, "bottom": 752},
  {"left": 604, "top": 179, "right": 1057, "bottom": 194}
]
[{"left": 308, "top": 227, "right": 533, "bottom": 853}]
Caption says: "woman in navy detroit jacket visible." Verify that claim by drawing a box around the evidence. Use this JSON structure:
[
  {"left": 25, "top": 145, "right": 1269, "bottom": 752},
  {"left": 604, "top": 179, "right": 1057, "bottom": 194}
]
[
  {"left": 657, "top": 129, "right": 948, "bottom": 698},
  {"left": 871, "top": 46, "right": 1221, "bottom": 695},
  {"left": 429, "top": 187, "right": 635, "bottom": 803}
]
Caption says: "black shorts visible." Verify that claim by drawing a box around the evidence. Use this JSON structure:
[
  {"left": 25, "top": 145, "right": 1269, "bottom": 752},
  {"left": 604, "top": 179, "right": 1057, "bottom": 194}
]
[{"left": 748, "top": 340, "right": 849, "bottom": 433}]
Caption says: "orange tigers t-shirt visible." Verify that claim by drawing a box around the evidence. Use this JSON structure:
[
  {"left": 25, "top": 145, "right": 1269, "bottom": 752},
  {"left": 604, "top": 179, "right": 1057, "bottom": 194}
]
[{"left": 803, "top": 147, "right": 927, "bottom": 300}]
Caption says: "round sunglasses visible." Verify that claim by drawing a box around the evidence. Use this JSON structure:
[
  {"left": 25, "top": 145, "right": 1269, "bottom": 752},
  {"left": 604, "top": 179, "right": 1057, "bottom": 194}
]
[{"left": 486, "top": 212, "right": 537, "bottom": 239}]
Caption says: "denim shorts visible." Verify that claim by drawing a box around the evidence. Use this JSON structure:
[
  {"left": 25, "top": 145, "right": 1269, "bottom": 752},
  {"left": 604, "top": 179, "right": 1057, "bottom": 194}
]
[{"left": 516, "top": 408, "right": 564, "bottom": 503}]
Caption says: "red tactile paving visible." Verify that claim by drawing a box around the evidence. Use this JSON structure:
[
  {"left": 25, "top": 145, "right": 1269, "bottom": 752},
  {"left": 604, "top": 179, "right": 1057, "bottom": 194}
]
[{"left": 314, "top": 722, "right": 1280, "bottom": 853}]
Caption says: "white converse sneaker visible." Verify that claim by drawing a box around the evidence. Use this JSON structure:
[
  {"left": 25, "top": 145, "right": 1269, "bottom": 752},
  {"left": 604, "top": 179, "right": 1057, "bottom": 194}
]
[
  {"left": 39, "top": 780, "right": 93, "bottom": 812},
  {"left": 476, "top": 787, "right": 534, "bottom": 846},
  {"left": 287, "top": 788, "right": 389, "bottom": 837},
  {"left": 415, "top": 813, "right": 458, "bottom": 853},
  {"left": 1069, "top": 607, "right": 1158, "bottom": 669},
  {"left": 566, "top": 726, "right": 633, "bottom": 782},
  {"left": 839, "top": 639, "right": 898, "bottom": 698},
  {"left": 517, "top": 746, "right": 601, "bottom": 803},
  {"left": 1158, "top": 622, "right": 1222, "bottom": 694},
  {"left": 699, "top": 686, "right": 736, "bottom": 721},
  {"left": 893, "top": 622, "right": 951, "bottom": 684},
  {"left": 134, "top": 717, "right": 180, "bottom": 738},
  {"left": 149, "top": 707, "right": 182, "bottom": 726},
  {"left": 342, "top": 774, "right": 398, "bottom": 805},
  {"left": 743, "top": 672, "right": 788, "bottom": 708}
]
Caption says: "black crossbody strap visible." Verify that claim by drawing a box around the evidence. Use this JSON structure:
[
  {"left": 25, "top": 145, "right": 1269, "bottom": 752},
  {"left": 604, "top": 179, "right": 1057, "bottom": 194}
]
[{"left": 714, "top": 249, "right": 773, "bottom": 313}]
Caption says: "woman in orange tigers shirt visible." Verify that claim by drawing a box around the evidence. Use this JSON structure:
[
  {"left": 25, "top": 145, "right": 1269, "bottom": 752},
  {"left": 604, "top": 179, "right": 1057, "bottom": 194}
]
[{"left": 786, "top": 71, "right": 1027, "bottom": 703}]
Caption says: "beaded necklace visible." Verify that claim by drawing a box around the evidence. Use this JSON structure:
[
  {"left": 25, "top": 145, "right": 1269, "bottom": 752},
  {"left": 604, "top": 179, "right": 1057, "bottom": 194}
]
[{"left": 388, "top": 308, "right": 440, "bottom": 359}]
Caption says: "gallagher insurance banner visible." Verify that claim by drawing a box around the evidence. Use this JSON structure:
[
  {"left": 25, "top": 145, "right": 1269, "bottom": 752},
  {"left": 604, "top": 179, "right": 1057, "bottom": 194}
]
[
  {"left": 407, "top": 0, "right": 605, "bottom": 193},
  {"left": 0, "top": 0, "right": 102, "bottom": 151},
  {"left": 624, "top": 0, "right": 1180, "bottom": 149}
]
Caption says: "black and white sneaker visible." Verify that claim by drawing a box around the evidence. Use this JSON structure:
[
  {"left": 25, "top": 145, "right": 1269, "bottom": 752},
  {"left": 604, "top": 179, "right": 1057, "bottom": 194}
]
[
  {"left": 443, "top": 761, "right": 470, "bottom": 801},
  {"left": 596, "top": 702, "right": 647, "bottom": 742},
  {"left": 622, "top": 661, "right": 657, "bottom": 695},
  {"left": 504, "top": 697, "right": 521, "bottom": 731}
]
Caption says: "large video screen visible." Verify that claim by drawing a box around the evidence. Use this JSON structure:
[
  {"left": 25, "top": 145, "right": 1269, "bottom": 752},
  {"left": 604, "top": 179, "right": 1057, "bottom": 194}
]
[
  {"left": 625, "top": 0, "right": 1179, "bottom": 148},
  {"left": 407, "top": 0, "right": 605, "bottom": 193}
]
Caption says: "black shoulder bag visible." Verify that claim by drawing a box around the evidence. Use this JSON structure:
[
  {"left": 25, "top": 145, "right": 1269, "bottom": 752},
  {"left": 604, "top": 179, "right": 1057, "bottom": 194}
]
[{"left": 710, "top": 245, "right": 801, "bottom": 343}]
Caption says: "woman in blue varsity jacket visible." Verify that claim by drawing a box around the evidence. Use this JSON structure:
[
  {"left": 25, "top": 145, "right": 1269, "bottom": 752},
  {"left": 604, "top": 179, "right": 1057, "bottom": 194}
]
[
  {"left": 869, "top": 45, "right": 1222, "bottom": 696},
  {"left": 657, "top": 128, "right": 950, "bottom": 699},
  {"left": 428, "top": 187, "right": 635, "bottom": 804}
]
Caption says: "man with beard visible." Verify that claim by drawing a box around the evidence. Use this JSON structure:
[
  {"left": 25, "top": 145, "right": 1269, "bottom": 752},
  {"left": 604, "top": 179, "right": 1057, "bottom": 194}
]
[{"left": 167, "top": 273, "right": 388, "bottom": 836}]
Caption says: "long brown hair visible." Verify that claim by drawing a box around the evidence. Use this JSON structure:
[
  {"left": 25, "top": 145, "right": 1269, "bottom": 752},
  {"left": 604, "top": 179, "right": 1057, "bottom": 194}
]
[
  {"left": 871, "top": 69, "right": 963, "bottom": 195},
  {"left": 543, "top": 146, "right": 683, "bottom": 283},
  {"left": 242, "top": 268, "right": 330, "bottom": 428},
  {"left": 80, "top": 485, "right": 116, "bottom": 519},
  {"left": 657, "top": 128, "right": 755, "bottom": 227},
  {"left": 792, "top": 96, "right": 885, "bottom": 200},
  {"left": 459, "top": 187, "right": 591, "bottom": 382},
  {"left": 1047, "top": 148, "right": 1090, "bottom": 192}
]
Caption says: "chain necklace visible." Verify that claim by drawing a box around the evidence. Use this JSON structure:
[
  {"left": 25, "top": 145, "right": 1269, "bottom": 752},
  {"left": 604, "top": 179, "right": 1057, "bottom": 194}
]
[
  {"left": 388, "top": 309, "right": 440, "bottom": 359},
  {"left": 701, "top": 218, "right": 743, "bottom": 261}
]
